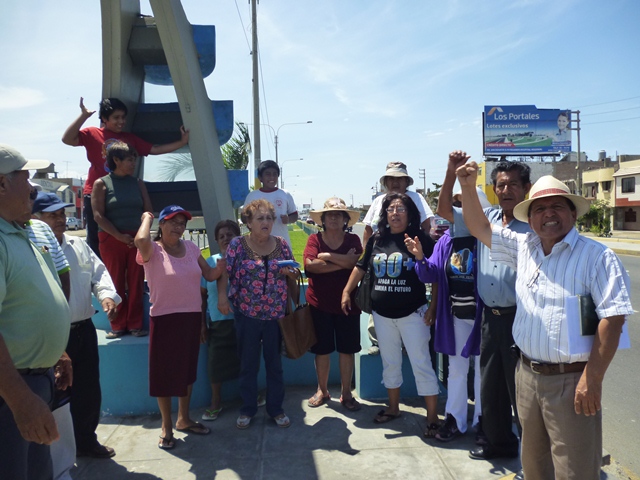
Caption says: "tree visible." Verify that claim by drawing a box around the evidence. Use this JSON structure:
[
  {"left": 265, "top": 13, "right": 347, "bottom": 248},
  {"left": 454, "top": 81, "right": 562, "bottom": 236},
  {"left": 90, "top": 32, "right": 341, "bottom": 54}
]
[{"left": 157, "top": 121, "right": 251, "bottom": 181}]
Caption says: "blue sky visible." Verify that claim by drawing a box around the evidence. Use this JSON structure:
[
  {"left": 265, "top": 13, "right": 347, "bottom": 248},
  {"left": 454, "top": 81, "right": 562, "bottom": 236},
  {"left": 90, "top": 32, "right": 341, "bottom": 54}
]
[{"left": 1, "top": 0, "right": 639, "bottom": 209}]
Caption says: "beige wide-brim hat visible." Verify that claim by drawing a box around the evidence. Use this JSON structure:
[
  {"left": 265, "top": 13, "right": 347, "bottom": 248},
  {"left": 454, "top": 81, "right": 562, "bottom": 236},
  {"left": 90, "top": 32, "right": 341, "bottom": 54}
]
[
  {"left": 309, "top": 197, "right": 360, "bottom": 227},
  {"left": 513, "top": 175, "right": 591, "bottom": 223},
  {"left": 380, "top": 162, "right": 414, "bottom": 188}
]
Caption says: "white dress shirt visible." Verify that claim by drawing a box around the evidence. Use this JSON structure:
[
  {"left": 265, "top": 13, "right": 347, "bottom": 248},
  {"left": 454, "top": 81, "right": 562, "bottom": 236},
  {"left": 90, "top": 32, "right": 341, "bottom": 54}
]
[
  {"left": 62, "top": 234, "right": 121, "bottom": 323},
  {"left": 490, "top": 225, "right": 633, "bottom": 364}
]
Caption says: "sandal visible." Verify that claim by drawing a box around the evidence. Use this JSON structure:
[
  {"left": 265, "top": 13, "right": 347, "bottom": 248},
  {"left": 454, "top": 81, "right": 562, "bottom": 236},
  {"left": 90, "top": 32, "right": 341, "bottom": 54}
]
[
  {"left": 274, "top": 413, "right": 291, "bottom": 428},
  {"left": 373, "top": 409, "right": 401, "bottom": 424},
  {"left": 176, "top": 422, "right": 210, "bottom": 435},
  {"left": 424, "top": 421, "right": 441, "bottom": 439},
  {"left": 202, "top": 407, "right": 222, "bottom": 421},
  {"left": 130, "top": 329, "right": 148, "bottom": 337},
  {"left": 105, "top": 330, "right": 126, "bottom": 339},
  {"left": 340, "top": 396, "right": 361, "bottom": 412},
  {"left": 307, "top": 391, "right": 330, "bottom": 408},
  {"left": 158, "top": 434, "right": 175, "bottom": 450},
  {"left": 236, "top": 415, "right": 252, "bottom": 429}
]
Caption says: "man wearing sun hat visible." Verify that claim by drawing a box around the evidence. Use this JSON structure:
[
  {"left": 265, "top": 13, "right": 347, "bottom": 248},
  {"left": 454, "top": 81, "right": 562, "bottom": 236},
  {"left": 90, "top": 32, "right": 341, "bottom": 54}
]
[
  {"left": 0, "top": 144, "right": 72, "bottom": 479},
  {"left": 456, "top": 162, "right": 633, "bottom": 480}
]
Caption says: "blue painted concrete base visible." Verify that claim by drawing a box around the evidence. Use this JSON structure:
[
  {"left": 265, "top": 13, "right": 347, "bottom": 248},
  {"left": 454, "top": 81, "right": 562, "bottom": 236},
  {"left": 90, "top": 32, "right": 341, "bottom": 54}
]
[{"left": 94, "top": 295, "right": 436, "bottom": 416}]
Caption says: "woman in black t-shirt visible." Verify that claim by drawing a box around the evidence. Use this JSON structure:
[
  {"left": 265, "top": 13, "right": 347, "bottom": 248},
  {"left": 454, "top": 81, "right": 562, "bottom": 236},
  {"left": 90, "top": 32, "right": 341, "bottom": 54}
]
[{"left": 342, "top": 193, "right": 440, "bottom": 435}]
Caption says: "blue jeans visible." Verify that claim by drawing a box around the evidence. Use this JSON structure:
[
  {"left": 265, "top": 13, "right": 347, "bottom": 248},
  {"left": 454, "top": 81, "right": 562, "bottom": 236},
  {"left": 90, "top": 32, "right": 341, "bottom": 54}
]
[
  {"left": 0, "top": 369, "right": 55, "bottom": 480},
  {"left": 234, "top": 312, "right": 285, "bottom": 418}
]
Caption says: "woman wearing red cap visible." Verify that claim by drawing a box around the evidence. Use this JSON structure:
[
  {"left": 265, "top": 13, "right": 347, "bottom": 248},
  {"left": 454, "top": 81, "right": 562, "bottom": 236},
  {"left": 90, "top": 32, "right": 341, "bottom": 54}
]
[{"left": 135, "top": 205, "right": 225, "bottom": 450}]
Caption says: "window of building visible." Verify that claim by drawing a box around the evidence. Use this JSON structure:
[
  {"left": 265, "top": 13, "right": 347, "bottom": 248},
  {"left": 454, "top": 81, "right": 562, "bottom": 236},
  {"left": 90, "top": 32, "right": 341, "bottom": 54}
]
[
  {"left": 625, "top": 208, "right": 636, "bottom": 223},
  {"left": 602, "top": 181, "right": 611, "bottom": 192},
  {"left": 622, "top": 177, "right": 635, "bottom": 193}
]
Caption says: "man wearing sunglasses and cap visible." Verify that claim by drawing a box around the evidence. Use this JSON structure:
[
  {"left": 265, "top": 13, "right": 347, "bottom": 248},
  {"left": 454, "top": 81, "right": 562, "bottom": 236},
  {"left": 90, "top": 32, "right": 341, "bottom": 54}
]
[
  {"left": 0, "top": 144, "right": 72, "bottom": 479},
  {"left": 456, "top": 161, "right": 632, "bottom": 480}
]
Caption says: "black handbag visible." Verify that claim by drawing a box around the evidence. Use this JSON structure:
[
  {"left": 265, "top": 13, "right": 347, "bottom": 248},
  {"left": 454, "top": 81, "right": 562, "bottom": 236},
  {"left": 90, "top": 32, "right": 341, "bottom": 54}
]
[{"left": 355, "top": 266, "right": 373, "bottom": 314}]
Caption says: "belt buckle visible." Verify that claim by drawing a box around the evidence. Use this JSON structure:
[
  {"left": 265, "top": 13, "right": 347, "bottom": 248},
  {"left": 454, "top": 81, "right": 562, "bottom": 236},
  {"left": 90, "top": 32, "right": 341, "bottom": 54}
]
[
  {"left": 530, "top": 360, "right": 544, "bottom": 374},
  {"left": 491, "top": 308, "right": 501, "bottom": 316}
]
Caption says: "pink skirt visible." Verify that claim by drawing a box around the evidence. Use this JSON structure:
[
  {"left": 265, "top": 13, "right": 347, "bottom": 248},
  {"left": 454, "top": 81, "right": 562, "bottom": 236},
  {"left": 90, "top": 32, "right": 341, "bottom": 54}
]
[{"left": 149, "top": 312, "right": 201, "bottom": 397}]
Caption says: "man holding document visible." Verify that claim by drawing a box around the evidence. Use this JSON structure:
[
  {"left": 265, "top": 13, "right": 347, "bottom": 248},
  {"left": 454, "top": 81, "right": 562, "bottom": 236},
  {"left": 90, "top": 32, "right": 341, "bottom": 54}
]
[{"left": 455, "top": 162, "right": 633, "bottom": 480}]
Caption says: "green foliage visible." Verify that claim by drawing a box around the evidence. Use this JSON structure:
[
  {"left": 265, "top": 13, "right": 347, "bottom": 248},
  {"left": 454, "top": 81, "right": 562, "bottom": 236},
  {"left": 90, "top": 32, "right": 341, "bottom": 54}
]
[
  {"left": 287, "top": 226, "right": 309, "bottom": 268},
  {"left": 157, "top": 121, "right": 251, "bottom": 181},
  {"left": 222, "top": 122, "right": 251, "bottom": 170},
  {"left": 578, "top": 199, "right": 611, "bottom": 234}
]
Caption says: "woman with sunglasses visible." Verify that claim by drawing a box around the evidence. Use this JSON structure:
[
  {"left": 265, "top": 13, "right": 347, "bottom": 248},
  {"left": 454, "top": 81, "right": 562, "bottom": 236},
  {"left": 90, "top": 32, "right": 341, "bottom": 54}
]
[{"left": 342, "top": 193, "right": 440, "bottom": 436}]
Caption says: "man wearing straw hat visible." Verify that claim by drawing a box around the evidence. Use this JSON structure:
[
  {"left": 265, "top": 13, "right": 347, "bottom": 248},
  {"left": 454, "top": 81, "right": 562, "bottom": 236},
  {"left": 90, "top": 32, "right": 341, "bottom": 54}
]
[{"left": 456, "top": 162, "right": 632, "bottom": 480}]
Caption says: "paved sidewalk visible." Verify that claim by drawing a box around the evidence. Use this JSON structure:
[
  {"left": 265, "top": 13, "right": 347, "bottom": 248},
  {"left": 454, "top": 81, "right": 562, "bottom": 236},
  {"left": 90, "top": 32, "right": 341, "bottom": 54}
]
[{"left": 70, "top": 386, "right": 629, "bottom": 480}]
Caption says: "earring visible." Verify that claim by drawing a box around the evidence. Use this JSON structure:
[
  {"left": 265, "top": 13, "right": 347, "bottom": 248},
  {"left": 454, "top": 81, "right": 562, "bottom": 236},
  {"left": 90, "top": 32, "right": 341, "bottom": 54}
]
[{"left": 385, "top": 223, "right": 390, "bottom": 228}]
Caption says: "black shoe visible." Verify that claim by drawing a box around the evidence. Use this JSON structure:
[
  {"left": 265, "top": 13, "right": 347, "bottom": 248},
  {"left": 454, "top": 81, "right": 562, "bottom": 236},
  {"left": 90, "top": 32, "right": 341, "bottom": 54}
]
[
  {"left": 435, "top": 413, "right": 463, "bottom": 442},
  {"left": 469, "top": 445, "right": 518, "bottom": 460},
  {"left": 514, "top": 469, "right": 524, "bottom": 480},
  {"left": 76, "top": 443, "right": 116, "bottom": 459}
]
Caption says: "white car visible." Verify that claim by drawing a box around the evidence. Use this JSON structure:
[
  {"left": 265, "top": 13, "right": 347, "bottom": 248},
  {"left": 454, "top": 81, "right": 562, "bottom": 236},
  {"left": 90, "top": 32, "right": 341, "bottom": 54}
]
[{"left": 66, "top": 217, "right": 81, "bottom": 231}]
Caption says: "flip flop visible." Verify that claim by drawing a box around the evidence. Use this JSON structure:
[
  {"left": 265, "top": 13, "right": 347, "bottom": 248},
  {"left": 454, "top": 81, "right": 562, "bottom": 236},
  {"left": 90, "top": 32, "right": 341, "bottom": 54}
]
[
  {"left": 340, "top": 396, "right": 361, "bottom": 412},
  {"left": 307, "top": 392, "right": 330, "bottom": 408},
  {"left": 373, "top": 409, "right": 401, "bottom": 424},
  {"left": 158, "top": 434, "right": 175, "bottom": 449},
  {"left": 176, "top": 422, "right": 210, "bottom": 435},
  {"left": 202, "top": 407, "right": 222, "bottom": 421}
]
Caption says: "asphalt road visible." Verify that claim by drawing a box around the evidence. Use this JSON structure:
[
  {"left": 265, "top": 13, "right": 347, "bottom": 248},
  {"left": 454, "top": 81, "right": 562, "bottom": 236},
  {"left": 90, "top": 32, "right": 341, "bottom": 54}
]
[{"left": 602, "top": 254, "right": 640, "bottom": 478}]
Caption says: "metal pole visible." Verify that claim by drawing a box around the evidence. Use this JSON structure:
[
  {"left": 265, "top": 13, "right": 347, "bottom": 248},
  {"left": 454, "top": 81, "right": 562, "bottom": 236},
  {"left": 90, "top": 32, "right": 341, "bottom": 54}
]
[
  {"left": 251, "top": 0, "right": 260, "bottom": 187},
  {"left": 275, "top": 134, "right": 279, "bottom": 166},
  {"left": 572, "top": 110, "right": 581, "bottom": 195}
]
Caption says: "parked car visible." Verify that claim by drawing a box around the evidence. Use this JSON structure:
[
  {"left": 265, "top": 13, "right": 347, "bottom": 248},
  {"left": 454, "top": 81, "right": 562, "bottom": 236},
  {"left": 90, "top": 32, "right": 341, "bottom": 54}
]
[
  {"left": 66, "top": 217, "right": 81, "bottom": 231},
  {"left": 430, "top": 216, "right": 451, "bottom": 241}
]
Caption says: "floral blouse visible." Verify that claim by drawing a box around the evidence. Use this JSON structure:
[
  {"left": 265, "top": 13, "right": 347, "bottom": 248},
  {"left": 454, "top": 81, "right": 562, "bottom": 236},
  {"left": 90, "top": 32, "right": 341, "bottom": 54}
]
[{"left": 226, "top": 236, "right": 293, "bottom": 320}]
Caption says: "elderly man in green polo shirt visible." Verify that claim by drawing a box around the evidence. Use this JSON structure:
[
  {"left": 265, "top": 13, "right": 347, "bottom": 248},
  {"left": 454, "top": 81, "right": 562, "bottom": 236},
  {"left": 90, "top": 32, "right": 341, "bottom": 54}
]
[{"left": 0, "top": 144, "right": 72, "bottom": 480}]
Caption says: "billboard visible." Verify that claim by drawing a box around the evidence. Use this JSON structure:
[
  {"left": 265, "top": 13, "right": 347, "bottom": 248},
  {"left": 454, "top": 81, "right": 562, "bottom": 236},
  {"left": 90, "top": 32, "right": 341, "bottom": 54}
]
[{"left": 483, "top": 105, "right": 571, "bottom": 155}]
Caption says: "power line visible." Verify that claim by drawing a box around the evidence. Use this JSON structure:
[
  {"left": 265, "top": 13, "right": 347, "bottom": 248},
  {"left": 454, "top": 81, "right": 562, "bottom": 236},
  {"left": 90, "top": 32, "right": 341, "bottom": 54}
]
[
  {"left": 581, "top": 105, "right": 640, "bottom": 116},
  {"left": 576, "top": 95, "right": 640, "bottom": 109},
  {"left": 233, "top": 0, "right": 251, "bottom": 52},
  {"left": 583, "top": 115, "right": 640, "bottom": 125}
]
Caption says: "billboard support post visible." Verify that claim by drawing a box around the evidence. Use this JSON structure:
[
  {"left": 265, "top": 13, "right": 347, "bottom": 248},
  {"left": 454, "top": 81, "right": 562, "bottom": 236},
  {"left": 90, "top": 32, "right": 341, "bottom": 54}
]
[{"left": 571, "top": 110, "right": 582, "bottom": 195}]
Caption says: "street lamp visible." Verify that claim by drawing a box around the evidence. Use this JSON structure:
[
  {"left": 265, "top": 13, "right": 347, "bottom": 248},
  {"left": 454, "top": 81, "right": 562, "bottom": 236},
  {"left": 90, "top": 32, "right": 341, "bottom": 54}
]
[
  {"left": 280, "top": 158, "right": 303, "bottom": 188},
  {"left": 275, "top": 121, "right": 312, "bottom": 165},
  {"left": 282, "top": 175, "right": 299, "bottom": 189}
]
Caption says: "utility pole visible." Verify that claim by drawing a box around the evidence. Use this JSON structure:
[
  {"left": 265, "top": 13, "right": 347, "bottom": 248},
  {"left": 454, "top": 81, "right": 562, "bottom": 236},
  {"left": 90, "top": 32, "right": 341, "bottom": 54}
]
[
  {"left": 251, "top": 0, "right": 260, "bottom": 187},
  {"left": 419, "top": 168, "right": 426, "bottom": 194},
  {"left": 571, "top": 110, "right": 581, "bottom": 195}
]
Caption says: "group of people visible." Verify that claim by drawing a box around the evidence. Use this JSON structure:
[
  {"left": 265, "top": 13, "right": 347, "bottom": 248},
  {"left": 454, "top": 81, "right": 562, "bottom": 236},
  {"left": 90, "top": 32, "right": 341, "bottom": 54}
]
[{"left": 0, "top": 94, "right": 633, "bottom": 480}]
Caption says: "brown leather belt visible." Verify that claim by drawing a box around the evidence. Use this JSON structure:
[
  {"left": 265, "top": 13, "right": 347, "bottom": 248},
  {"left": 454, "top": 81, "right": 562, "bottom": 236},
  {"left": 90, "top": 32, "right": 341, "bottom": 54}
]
[
  {"left": 521, "top": 354, "right": 586, "bottom": 375},
  {"left": 485, "top": 305, "right": 517, "bottom": 316},
  {"left": 16, "top": 367, "right": 52, "bottom": 375}
]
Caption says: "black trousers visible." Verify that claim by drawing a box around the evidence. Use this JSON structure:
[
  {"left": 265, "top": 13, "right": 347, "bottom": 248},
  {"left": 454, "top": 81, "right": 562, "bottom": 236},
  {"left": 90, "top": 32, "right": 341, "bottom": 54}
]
[
  {"left": 83, "top": 194, "right": 101, "bottom": 258},
  {"left": 66, "top": 319, "right": 102, "bottom": 450},
  {"left": 479, "top": 307, "right": 521, "bottom": 451}
]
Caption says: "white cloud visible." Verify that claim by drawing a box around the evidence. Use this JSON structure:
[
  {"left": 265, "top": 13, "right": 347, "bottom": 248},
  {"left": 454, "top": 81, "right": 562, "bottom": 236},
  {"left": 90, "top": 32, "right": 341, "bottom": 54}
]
[{"left": 0, "top": 86, "right": 46, "bottom": 110}]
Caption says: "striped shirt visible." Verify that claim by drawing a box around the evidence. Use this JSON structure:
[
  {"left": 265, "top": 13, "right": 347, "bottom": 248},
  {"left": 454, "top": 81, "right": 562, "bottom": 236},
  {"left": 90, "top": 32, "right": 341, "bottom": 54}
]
[
  {"left": 490, "top": 225, "right": 633, "bottom": 364},
  {"left": 26, "top": 219, "right": 70, "bottom": 275}
]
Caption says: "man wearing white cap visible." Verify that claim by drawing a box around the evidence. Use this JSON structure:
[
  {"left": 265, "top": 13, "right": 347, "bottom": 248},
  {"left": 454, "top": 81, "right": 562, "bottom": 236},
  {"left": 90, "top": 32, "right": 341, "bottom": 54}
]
[
  {"left": 0, "top": 144, "right": 72, "bottom": 479},
  {"left": 456, "top": 161, "right": 633, "bottom": 480}
]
